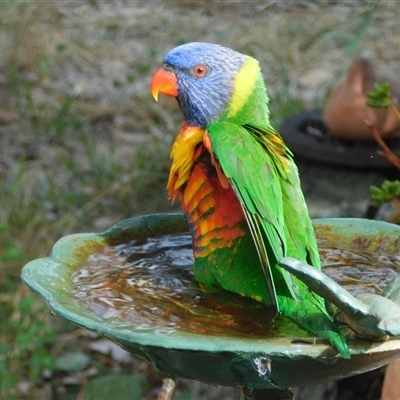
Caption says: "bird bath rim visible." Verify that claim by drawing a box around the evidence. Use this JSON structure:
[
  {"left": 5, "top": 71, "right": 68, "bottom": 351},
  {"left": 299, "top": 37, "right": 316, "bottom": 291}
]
[{"left": 21, "top": 213, "right": 400, "bottom": 390}]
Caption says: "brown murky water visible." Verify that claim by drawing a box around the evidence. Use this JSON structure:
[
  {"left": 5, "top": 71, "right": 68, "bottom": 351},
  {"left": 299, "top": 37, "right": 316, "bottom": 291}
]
[{"left": 71, "top": 233, "right": 400, "bottom": 338}]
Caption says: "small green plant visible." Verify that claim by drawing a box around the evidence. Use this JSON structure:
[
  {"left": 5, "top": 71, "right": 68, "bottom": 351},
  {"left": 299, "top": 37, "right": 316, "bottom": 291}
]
[
  {"left": 367, "top": 82, "right": 392, "bottom": 109},
  {"left": 370, "top": 179, "right": 400, "bottom": 207},
  {"left": 367, "top": 83, "right": 400, "bottom": 223}
]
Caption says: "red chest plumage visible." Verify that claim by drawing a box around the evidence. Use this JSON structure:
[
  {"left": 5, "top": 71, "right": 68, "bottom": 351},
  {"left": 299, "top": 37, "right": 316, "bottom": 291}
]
[{"left": 167, "top": 123, "right": 246, "bottom": 258}]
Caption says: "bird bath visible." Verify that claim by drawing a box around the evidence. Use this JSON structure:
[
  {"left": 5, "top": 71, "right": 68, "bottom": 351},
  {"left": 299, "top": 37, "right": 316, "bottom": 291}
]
[{"left": 21, "top": 213, "right": 400, "bottom": 399}]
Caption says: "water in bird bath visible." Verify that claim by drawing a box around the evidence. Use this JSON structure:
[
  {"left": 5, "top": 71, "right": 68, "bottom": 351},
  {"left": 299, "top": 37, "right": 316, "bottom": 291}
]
[
  {"left": 71, "top": 232, "right": 282, "bottom": 338},
  {"left": 71, "top": 230, "right": 400, "bottom": 339}
]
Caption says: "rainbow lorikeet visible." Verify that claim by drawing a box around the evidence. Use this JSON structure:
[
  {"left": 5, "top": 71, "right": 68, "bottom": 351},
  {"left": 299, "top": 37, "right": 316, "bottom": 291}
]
[{"left": 151, "top": 42, "right": 349, "bottom": 358}]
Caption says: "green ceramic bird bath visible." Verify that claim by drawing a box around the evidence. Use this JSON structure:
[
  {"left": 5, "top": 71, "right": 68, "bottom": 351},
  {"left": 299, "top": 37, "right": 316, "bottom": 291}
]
[{"left": 21, "top": 213, "right": 400, "bottom": 399}]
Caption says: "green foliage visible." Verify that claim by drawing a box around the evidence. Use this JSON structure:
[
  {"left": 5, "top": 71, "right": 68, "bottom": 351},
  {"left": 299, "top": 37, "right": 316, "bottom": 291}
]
[
  {"left": 81, "top": 374, "right": 143, "bottom": 400},
  {"left": 370, "top": 180, "right": 400, "bottom": 207},
  {"left": 0, "top": 223, "right": 55, "bottom": 398},
  {"left": 0, "top": 224, "right": 24, "bottom": 265},
  {"left": 174, "top": 387, "right": 194, "bottom": 400},
  {"left": 0, "top": 224, "right": 56, "bottom": 397},
  {"left": 367, "top": 80, "right": 400, "bottom": 221},
  {"left": 343, "top": 0, "right": 378, "bottom": 56},
  {"left": 367, "top": 82, "right": 392, "bottom": 109},
  {"left": 0, "top": 224, "right": 27, "bottom": 291},
  {"left": 0, "top": 290, "right": 56, "bottom": 398}
]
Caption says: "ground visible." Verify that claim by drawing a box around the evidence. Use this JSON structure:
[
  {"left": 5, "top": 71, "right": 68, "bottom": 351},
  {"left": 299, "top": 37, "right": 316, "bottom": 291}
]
[{"left": 1, "top": 1, "right": 399, "bottom": 399}]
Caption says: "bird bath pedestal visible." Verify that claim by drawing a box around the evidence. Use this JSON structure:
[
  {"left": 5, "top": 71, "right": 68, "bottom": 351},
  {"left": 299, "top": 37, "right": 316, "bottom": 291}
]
[{"left": 21, "top": 213, "right": 400, "bottom": 399}]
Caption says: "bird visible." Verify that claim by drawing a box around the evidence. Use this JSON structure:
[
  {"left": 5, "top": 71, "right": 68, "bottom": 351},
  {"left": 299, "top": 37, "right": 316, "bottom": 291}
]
[{"left": 151, "top": 42, "right": 349, "bottom": 358}]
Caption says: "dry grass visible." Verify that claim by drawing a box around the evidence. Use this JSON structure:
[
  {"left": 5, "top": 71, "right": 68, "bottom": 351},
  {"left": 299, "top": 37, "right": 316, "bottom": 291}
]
[{"left": 1, "top": 0, "right": 400, "bottom": 398}]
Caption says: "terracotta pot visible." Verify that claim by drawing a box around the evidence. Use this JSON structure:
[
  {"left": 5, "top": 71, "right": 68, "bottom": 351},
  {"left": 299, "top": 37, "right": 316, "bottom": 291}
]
[
  {"left": 323, "top": 58, "right": 400, "bottom": 141},
  {"left": 381, "top": 358, "right": 400, "bottom": 400}
]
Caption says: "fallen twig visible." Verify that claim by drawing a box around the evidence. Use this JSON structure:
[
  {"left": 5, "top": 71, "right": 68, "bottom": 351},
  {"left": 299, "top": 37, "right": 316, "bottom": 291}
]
[{"left": 365, "top": 120, "right": 400, "bottom": 169}]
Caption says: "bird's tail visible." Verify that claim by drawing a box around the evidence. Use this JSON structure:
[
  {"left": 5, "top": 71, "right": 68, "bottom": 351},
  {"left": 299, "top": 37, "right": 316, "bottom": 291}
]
[{"left": 279, "top": 296, "right": 350, "bottom": 359}]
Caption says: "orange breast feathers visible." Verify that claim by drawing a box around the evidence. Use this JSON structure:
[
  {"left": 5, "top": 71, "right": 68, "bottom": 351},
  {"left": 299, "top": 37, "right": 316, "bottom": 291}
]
[
  {"left": 167, "top": 123, "right": 206, "bottom": 201},
  {"left": 167, "top": 123, "right": 246, "bottom": 258}
]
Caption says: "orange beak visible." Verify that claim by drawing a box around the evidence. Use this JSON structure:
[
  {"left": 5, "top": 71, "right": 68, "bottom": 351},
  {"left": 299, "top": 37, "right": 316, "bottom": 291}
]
[{"left": 151, "top": 68, "right": 179, "bottom": 101}]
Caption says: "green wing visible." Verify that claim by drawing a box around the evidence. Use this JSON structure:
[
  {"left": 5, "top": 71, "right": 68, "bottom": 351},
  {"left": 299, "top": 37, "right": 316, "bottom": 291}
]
[
  {"left": 206, "top": 121, "right": 350, "bottom": 358},
  {"left": 207, "top": 121, "right": 315, "bottom": 304}
]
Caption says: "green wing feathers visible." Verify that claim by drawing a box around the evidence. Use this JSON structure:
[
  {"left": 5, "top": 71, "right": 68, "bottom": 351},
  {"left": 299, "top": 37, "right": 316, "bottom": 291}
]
[
  {"left": 207, "top": 121, "right": 306, "bottom": 300},
  {"left": 207, "top": 121, "right": 350, "bottom": 358}
]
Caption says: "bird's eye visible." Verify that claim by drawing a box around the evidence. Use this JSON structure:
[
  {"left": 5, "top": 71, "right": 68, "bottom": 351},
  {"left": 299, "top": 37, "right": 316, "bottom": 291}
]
[
  {"left": 163, "top": 62, "right": 174, "bottom": 72},
  {"left": 192, "top": 64, "right": 208, "bottom": 77}
]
